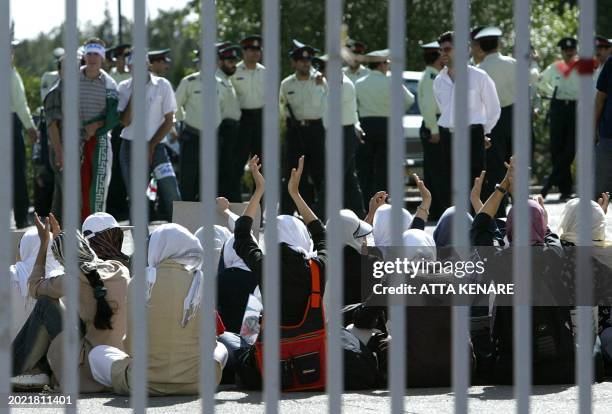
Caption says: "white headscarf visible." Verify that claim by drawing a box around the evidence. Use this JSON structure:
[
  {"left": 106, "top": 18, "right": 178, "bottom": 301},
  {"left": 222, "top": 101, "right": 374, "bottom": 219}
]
[
  {"left": 558, "top": 198, "right": 608, "bottom": 246},
  {"left": 337, "top": 209, "right": 373, "bottom": 252},
  {"left": 195, "top": 224, "right": 233, "bottom": 274},
  {"left": 373, "top": 204, "right": 413, "bottom": 246},
  {"left": 277, "top": 215, "right": 317, "bottom": 259},
  {"left": 10, "top": 229, "right": 64, "bottom": 298},
  {"left": 222, "top": 235, "right": 251, "bottom": 272},
  {"left": 402, "top": 229, "right": 437, "bottom": 261},
  {"left": 146, "top": 223, "right": 204, "bottom": 327}
]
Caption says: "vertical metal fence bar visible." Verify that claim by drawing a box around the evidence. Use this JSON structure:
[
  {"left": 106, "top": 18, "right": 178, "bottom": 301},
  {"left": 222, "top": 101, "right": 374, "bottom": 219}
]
[
  {"left": 0, "top": 0, "right": 12, "bottom": 412},
  {"left": 512, "top": 0, "right": 532, "bottom": 413},
  {"left": 62, "top": 1, "right": 80, "bottom": 412},
  {"left": 451, "top": 0, "right": 470, "bottom": 412},
  {"left": 130, "top": 0, "right": 149, "bottom": 412},
  {"left": 262, "top": 0, "right": 280, "bottom": 412},
  {"left": 576, "top": 0, "right": 595, "bottom": 412},
  {"left": 199, "top": 0, "right": 217, "bottom": 412},
  {"left": 325, "top": 0, "right": 343, "bottom": 412},
  {"left": 388, "top": 0, "right": 406, "bottom": 412}
]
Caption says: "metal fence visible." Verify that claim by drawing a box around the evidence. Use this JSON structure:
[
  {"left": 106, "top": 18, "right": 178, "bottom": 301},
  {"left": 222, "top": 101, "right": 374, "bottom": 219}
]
[{"left": 0, "top": 0, "right": 597, "bottom": 412}]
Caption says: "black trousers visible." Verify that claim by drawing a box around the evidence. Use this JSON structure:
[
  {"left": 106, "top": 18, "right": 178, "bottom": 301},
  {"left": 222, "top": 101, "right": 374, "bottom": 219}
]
[
  {"left": 356, "top": 117, "right": 388, "bottom": 208},
  {"left": 219, "top": 119, "right": 242, "bottom": 201},
  {"left": 439, "top": 124, "right": 487, "bottom": 205},
  {"left": 546, "top": 99, "right": 576, "bottom": 196},
  {"left": 13, "top": 114, "right": 30, "bottom": 227},
  {"left": 178, "top": 125, "right": 201, "bottom": 201},
  {"left": 235, "top": 109, "right": 263, "bottom": 201},
  {"left": 280, "top": 119, "right": 326, "bottom": 220},
  {"left": 105, "top": 125, "right": 129, "bottom": 221},
  {"left": 420, "top": 122, "right": 450, "bottom": 219},
  {"left": 483, "top": 105, "right": 513, "bottom": 218},
  {"left": 343, "top": 125, "right": 366, "bottom": 218}
]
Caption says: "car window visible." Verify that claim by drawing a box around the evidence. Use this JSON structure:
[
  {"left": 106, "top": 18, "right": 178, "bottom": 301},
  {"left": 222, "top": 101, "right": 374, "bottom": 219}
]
[{"left": 403, "top": 79, "right": 420, "bottom": 115}]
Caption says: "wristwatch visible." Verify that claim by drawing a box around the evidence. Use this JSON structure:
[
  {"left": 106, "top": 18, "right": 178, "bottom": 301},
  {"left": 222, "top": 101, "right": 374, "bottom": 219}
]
[{"left": 495, "top": 183, "right": 508, "bottom": 194}]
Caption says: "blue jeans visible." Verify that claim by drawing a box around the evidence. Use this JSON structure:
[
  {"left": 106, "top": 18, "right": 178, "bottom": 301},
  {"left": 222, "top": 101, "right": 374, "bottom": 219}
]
[{"left": 119, "top": 139, "right": 181, "bottom": 220}]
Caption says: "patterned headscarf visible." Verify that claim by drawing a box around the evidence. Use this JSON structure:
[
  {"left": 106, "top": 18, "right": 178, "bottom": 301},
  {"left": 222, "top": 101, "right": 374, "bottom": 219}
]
[
  {"left": 88, "top": 227, "right": 130, "bottom": 264},
  {"left": 51, "top": 230, "right": 103, "bottom": 274}
]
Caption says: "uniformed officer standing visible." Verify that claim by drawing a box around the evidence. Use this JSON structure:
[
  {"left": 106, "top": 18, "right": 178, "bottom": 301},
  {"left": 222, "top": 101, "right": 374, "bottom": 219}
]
[
  {"left": 11, "top": 41, "right": 39, "bottom": 228},
  {"left": 279, "top": 40, "right": 328, "bottom": 218},
  {"left": 232, "top": 35, "right": 265, "bottom": 177},
  {"left": 343, "top": 39, "right": 371, "bottom": 84},
  {"left": 476, "top": 27, "right": 516, "bottom": 217},
  {"left": 217, "top": 44, "right": 243, "bottom": 201},
  {"left": 417, "top": 41, "right": 446, "bottom": 219},
  {"left": 313, "top": 54, "right": 366, "bottom": 218},
  {"left": 174, "top": 51, "right": 222, "bottom": 201},
  {"left": 595, "top": 36, "right": 612, "bottom": 82},
  {"left": 537, "top": 37, "right": 579, "bottom": 200},
  {"left": 40, "top": 47, "right": 64, "bottom": 101},
  {"left": 148, "top": 49, "right": 171, "bottom": 78},
  {"left": 354, "top": 49, "right": 414, "bottom": 206},
  {"left": 106, "top": 43, "right": 132, "bottom": 221},
  {"left": 470, "top": 26, "right": 485, "bottom": 65}
]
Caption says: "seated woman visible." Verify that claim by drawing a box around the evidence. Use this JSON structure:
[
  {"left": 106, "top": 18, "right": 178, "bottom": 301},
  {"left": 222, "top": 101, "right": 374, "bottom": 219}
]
[
  {"left": 10, "top": 228, "right": 63, "bottom": 342},
  {"left": 195, "top": 224, "right": 233, "bottom": 277},
  {"left": 11, "top": 213, "right": 130, "bottom": 392},
  {"left": 218, "top": 155, "right": 327, "bottom": 387},
  {"left": 88, "top": 223, "right": 227, "bottom": 396},
  {"left": 81, "top": 212, "right": 131, "bottom": 268}
]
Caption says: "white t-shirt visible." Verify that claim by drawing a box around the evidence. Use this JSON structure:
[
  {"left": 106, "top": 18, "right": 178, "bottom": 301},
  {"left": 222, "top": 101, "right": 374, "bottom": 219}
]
[{"left": 117, "top": 74, "right": 177, "bottom": 141}]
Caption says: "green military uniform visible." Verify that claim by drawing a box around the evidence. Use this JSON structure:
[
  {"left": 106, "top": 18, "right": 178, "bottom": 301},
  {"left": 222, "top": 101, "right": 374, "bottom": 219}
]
[{"left": 537, "top": 37, "right": 580, "bottom": 198}]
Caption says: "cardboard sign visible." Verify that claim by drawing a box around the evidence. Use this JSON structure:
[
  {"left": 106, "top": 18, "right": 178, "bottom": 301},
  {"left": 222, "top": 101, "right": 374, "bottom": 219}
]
[{"left": 172, "top": 201, "right": 261, "bottom": 240}]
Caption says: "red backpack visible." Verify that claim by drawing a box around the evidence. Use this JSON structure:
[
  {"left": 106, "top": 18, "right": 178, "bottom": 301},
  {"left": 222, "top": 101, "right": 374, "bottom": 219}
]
[{"left": 254, "top": 260, "right": 327, "bottom": 391}]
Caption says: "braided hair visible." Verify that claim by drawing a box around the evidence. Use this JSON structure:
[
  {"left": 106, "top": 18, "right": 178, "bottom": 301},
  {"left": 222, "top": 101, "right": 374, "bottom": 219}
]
[{"left": 51, "top": 231, "right": 114, "bottom": 330}]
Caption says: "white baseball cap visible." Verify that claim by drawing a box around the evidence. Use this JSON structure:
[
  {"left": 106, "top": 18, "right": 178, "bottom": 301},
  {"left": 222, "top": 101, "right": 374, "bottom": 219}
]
[{"left": 82, "top": 212, "right": 132, "bottom": 239}]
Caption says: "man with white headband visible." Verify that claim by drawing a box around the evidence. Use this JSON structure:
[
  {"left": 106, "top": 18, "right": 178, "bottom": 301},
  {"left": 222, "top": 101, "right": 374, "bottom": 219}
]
[{"left": 79, "top": 38, "right": 120, "bottom": 222}]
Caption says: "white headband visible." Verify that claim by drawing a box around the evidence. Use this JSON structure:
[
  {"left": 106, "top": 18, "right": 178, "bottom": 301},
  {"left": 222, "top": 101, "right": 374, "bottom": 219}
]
[{"left": 83, "top": 43, "right": 106, "bottom": 58}]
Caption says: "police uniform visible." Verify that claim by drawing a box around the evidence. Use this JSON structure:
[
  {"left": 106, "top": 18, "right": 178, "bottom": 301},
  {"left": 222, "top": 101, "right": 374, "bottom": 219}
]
[
  {"left": 106, "top": 43, "right": 131, "bottom": 220},
  {"left": 148, "top": 49, "right": 171, "bottom": 78},
  {"left": 354, "top": 49, "right": 415, "bottom": 205},
  {"left": 476, "top": 27, "right": 516, "bottom": 217},
  {"left": 231, "top": 35, "right": 265, "bottom": 190},
  {"left": 216, "top": 44, "right": 243, "bottom": 201},
  {"left": 595, "top": 36, "right": 612, "bottom": 85},
  {"left": 313, "top": 55, "right": 366, "bottom": 218},
  {"left": 417, "top": 41, "right": 447, "bottom": 219},
  {"left": 279, "top": 40, "right": 328, "bottom": 218},
  {"left": 343, "top": 39, "right": 371, "bottom": 84},
  {"left": 175, "top": 63, "right": 222, "bottom": 201},
  {"left": 537, "top": 37, "right": 579, "bottom": 199}
]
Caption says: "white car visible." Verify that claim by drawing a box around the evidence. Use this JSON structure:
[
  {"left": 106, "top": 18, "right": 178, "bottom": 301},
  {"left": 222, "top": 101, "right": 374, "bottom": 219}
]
[{"left": 403, "top": 70, "right": 425, "bottom": 181}]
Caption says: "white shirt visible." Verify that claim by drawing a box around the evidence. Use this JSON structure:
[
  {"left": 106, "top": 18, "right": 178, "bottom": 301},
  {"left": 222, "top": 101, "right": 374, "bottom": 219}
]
[
  {"left": 231, "top": 61, "right": 265, "bottom": 109},
  {"left": 433, "top": 65, "right": 501, "bottom": 134},
  {"left": 323, "top": 74, "right": 359, "bottom": 128},
  {"left": 117, "top": 74, "right": 177, "bottom": 141}
]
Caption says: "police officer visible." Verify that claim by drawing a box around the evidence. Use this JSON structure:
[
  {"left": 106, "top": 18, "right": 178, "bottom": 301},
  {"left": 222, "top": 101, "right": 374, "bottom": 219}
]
[
  {"left": 470, "top": 26, "right": 485, "bottom": 65},
  {"left": 417, "top": 41, "right": 446, "bottom": 219},
  {"left": 148, "top": 49, "right": 171, "bottom": 78},
  {"left": 174, "top": 50, "right": 222, "bottom": 201},
  {"left": 40, "top": 47, "right": 64, "bottom": 101},
  {"left": 106, "top": 43, "right": 132, "bottom": 221},
  {"left": 11, "top": 41, "right": 39, "bottom": 228},
  {"left": 475, "top": 27, "right": 516, "bottom": 217},
  {"left": 217, "top": 43, "right": 243, "bottom": 201},
  {"left": 343, "top": 39, "right": 370, "bottom": 84},
  {"left": 595, "top": 36, "right": 612, "bottom": 82},
  {"left": 279, "top": 40, "right": 328, "bottom": 218},
  {"left": 354, "top": 49, "right": 414, "bottom": 206},
  {"left": 538, "top": 37, "right": 579, "bottom": 201},
  {"left": 312, "top": 54, "right": 366, "bottom": 218},
  {"left": 232, "top": 35, "right": 265, "bottom": 179}
]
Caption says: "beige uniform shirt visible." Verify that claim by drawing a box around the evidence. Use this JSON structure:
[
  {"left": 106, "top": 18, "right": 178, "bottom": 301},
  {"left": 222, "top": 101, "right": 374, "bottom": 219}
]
[
  {"left": 537, "top": 60, "right": 580, "bottom": 100},
  {"left": 175, "top": 71, "right": 222, "bottom": 130},
  {"left": 417, "top": 66, "right": 440, "bottom": 134},
  {"left": 478, "top": 52, "right": 516, "bottom": 107},
  {"left": 355, "top": 70, "right": 415, "bottom": 118},
  {"left": 279, "top": 72, "right": 328, "bottom": 121},
  {"left": 323, "top": 74, "right": 359, "bottom": 128},
  {"left": 40, "top": 70, "right": 60, "bottom": 101},
  {"left": 343, "top": 65, "right": 371, "bottom": 85},
  {"left": 11, "top": 67, "right": 35, "bottom": 130},
  {"left": 216, "top": 69, "right": 242, "bottom": 121},
  {"left": 231, "top": 61, "right": 265, "bottom": 109}
]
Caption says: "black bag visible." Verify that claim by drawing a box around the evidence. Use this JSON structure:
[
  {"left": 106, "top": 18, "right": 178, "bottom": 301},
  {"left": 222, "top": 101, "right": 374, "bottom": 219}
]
[{"left": 341, "top": 328, "right": 382, "bottom": 390}]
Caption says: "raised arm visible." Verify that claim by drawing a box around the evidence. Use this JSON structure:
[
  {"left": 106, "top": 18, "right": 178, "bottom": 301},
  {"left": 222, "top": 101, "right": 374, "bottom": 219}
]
[
  {"left": 412, "top": 173, "right": 431, "bottom": 223},
  {"left": 288, "top": 156, "right": 318, "bottom": 225},
  {"left": 479, "top": 157, "right": 513, "bottom": 218}
]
